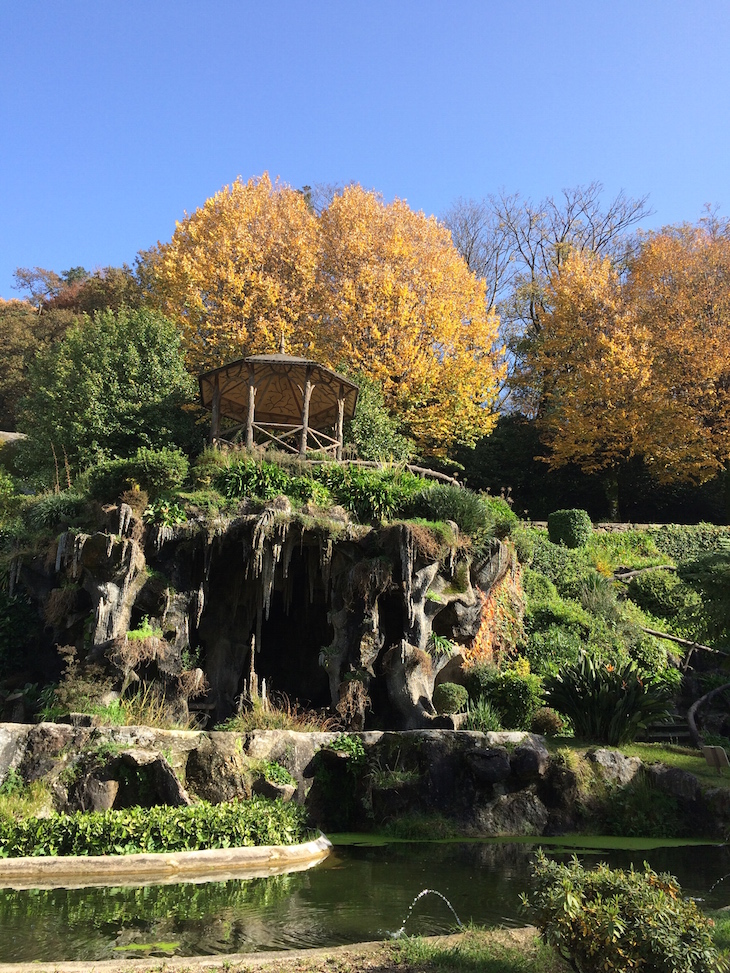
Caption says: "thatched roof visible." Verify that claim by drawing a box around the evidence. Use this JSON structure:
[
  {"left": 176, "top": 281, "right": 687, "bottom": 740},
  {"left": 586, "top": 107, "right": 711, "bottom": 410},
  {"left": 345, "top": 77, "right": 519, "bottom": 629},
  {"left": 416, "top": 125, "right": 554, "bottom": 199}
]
[{"left": 199, "top": 354, "right": 359, "bottom": 427}]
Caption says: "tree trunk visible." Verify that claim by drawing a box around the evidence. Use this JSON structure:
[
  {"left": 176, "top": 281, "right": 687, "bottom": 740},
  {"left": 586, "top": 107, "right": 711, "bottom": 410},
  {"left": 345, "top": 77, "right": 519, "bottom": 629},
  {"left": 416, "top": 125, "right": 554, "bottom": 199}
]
[{"left": 604, "top": 471, "right": 620, "bottom": 521}]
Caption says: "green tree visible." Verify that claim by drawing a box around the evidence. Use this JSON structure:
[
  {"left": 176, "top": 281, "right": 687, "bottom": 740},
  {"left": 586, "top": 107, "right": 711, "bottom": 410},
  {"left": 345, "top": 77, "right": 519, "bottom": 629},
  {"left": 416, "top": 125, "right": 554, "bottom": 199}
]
[
  {"left": 344, "top": 374, "right": 413, "bottom": 462},
  {"left": 17, "top": 308, "right": 200, "bottom": 482}
]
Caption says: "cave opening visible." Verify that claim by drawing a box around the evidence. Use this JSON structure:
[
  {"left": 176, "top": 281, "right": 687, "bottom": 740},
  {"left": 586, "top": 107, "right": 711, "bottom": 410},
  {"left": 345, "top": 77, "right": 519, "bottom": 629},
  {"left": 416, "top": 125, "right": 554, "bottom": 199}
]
[{"left": 255, "top": 547, "right": 333, "bottom": 707}]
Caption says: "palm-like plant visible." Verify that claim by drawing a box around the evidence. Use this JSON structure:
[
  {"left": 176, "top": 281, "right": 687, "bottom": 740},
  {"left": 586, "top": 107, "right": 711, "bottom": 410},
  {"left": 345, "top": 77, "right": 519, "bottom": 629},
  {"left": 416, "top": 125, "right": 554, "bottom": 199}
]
[{"left": 544, "top": 654, "right": 673, "bottom": 746}]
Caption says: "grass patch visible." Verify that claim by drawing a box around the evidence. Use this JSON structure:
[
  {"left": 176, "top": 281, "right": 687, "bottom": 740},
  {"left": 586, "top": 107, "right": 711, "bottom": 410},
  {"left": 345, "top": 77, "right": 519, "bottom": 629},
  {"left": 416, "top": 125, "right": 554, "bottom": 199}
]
[{"left": 391, "top": 928, "right": 569, "bottom": 972}]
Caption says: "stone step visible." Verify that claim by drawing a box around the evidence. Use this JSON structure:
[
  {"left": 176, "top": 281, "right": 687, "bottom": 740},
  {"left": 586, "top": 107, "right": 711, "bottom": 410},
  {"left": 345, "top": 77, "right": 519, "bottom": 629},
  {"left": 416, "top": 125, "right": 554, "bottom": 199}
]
[{"left": 638, "top": 719, "right": 692, "bottom": 744}]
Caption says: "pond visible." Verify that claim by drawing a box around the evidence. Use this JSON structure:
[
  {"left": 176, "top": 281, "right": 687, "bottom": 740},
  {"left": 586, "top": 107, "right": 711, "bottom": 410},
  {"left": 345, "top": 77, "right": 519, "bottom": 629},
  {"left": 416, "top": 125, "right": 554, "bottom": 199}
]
[{"left": 0, "top": 836, "right": 728, "bottom": 963}]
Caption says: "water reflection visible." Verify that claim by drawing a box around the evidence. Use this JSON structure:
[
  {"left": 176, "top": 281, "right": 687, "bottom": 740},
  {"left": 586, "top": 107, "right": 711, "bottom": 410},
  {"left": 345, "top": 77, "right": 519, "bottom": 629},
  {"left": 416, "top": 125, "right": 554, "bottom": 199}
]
[{"left": 0, "top": 839, "right": 727, "bottom": 962}]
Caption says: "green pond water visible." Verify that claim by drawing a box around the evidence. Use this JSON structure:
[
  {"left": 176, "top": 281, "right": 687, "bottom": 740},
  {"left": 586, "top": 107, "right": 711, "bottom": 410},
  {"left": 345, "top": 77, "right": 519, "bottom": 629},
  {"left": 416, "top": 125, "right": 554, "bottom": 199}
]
[{"left": 0, "top": 837, "right": 728, "bottom": 962}]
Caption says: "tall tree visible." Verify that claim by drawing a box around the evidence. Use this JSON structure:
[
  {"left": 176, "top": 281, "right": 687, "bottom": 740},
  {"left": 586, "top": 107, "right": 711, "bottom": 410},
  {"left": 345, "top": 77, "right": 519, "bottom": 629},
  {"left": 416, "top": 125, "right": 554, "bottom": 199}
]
[
  {"left": 527, "top": 220, "right": 730, "bottom": 517},
  {"left": 148, "top": 173, "right": 319, "bottom": 371},
  {"left": 0, "top": 299, "right": 76, "bottom": 431},
  {"left": 17, "top": 308, "right": 199, "bottom": 480},
  {"left": 315, "top": 185, "right": 503, "bottom": 454}
]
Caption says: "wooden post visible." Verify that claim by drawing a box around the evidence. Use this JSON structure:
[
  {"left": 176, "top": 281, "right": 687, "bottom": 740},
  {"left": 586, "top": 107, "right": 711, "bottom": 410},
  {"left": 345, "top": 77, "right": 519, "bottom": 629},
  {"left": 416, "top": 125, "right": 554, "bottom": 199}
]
[
  {"left": 299, "top": 365, "right": 313, "bottom": 458},
  {"left": 246, "top": 364, "right": 256, "bottom": 450},
  {"left": 336, "top": 386, "right": 345, "bottom": 461},
  {"left": 210, "top": 376, "right": 221, "bottom": 443}
]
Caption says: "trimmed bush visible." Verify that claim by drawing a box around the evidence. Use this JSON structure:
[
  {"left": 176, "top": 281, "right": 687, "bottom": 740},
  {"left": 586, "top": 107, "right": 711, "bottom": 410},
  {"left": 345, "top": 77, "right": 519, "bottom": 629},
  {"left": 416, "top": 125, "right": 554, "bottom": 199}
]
[
  {"left": 0, "top": 798, "right": 311, "bottom": 857},
  {"left": 432, "top": 682, "right": 468, "bottom": 715},
  {"left": 525, "top": 850, "right": 722, "bottom": 973},
  {"left": 403, "top": 483, "right": 491, "bottom": 536},
  {"left": 530, "top": 706, "right": 564, "bottom": 736},
  {"left": 547, "top": 508, "right": 592, "bottom": 548}
]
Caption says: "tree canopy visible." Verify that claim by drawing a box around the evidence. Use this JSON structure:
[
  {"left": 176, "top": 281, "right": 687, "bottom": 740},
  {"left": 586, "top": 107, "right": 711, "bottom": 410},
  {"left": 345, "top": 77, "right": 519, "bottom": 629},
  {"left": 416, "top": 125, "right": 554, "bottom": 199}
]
[
  {"left": 146, "top": 175, "right": 503, "bottom": 455},
  {"left": 17, "top": 308, "right": 199, "bottom": 481}
]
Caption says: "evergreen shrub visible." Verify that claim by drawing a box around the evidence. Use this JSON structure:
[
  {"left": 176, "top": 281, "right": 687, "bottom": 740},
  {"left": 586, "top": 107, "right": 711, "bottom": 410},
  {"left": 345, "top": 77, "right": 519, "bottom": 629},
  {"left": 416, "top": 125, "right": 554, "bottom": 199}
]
[
  {"left": 403, "top": 483, "right": 491, "bottom": 536},
  {"left": 525, "top": 851, "right": 723, "bottom": 973},
  {"left": 462, "top": 662, "right": 544, "bottom": 730},
  {"left": 0, "top": 798, "right": 311, "bottom": 857},
  {"left": 87, "top": 447, "right": 189, "bottom": 500},
  {"left": 432, "top": 682, "right": 468, "bottom": 715},
  {"left": 547, "top": 508, "right": 592, "bottom": 548}
]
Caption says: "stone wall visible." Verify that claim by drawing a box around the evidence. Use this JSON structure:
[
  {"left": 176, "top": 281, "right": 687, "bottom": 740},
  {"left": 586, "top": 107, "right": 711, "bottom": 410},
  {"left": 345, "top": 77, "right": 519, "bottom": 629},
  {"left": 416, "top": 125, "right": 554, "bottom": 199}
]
[{"left": 1, "top": 723, "right": 727, "bottom": 839}]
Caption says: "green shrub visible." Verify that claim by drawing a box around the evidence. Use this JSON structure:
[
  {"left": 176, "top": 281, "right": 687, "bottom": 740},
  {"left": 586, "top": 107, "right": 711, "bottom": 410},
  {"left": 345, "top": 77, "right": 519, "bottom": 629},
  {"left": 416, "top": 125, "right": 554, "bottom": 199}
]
[
  {"left": 627, "top": 569, "right": 700, "bottom": 621},
  {"left": 87, "top": 447, "right": 190, "bottom": 500},
  {"left": 22, "top": 490, "right": 86, "bottom": 530},
  {"left": 544, "top": 654, "right": 673, "bottom": 746},
  {"left": 547, "top": 508, "right": 592, "bottom": 548},
  {"left": 0, "top": 798, "right": 311, "bottom": 856},
  {"left": 403, "top": 483, "right": 491, "bottom": 536},
  {"left": 129, "top": 446, "right": 189, "bottom": 496},
  {"left": 530, "top": 706, "right": 565, "bottom": 736},
  {"left": 524, "top": 850, "right": 723, "bottom": 973},
  {"left": 432, "top": 682, "right": 469, "bottom": 715},
  {"left": 481, "top": 495, "right": 518, "bottom": 538},
  {"left": 462, "top": 662, "right": 544, "bottom": 730},
  {"left": 462, "top": 696, "right": 503, "bottom": 732},
  {"left": 529, "top": 533, "right": 597, "bottom": 599}
]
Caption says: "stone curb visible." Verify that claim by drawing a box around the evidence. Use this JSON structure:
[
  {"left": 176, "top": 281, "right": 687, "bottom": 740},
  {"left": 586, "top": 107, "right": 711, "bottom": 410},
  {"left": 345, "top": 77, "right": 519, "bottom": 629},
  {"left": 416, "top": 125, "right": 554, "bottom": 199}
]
[{"left": 0, "top": 833, "right": 332, "bottom": 890}]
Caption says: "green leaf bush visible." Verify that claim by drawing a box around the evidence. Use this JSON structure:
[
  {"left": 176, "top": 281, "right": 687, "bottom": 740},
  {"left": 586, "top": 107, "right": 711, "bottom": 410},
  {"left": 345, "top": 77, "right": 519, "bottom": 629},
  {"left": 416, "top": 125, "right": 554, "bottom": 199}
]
[
  {"left": 0, "top": 798, "right": 312, "bottom": 857},
  {"left": 402, "top": 483, "right": 492, "bottom": 536},
  {"left": 547, "top": 508, "right": 592, "bottom": 548},
  {"left": 544, "top": 654, "right": 673, "bottom": 745},
  {"left": 524, "top": 850, "right": 723, "bottom": 973},
  {"left": 432, "top": 682, "right": 468, "bottom": 715},
  {"left": 86, "top": 447, "right": 189, "bottom": 500},
  {"left": 462, "top": 662, "right": 544, "bottom": 730}
]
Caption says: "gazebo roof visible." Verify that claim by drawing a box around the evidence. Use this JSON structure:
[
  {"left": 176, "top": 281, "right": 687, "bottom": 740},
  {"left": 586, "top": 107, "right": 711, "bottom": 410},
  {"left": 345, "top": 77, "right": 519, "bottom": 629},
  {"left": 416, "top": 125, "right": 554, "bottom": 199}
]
[{"left": 199, "top": 353, "right": 359, "bottom": 428}]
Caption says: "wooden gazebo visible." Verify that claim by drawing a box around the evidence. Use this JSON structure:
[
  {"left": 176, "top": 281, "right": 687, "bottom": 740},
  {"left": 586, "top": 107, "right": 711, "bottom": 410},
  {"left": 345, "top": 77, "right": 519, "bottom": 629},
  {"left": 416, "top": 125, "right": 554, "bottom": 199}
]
[{"left": 199, "top": 345, "right": 359, "bottom": 459}]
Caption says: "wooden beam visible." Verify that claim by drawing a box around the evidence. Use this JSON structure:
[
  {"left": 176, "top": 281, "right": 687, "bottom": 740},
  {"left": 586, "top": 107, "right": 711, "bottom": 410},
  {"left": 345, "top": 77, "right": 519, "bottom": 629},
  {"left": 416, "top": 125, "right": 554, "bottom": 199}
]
[
  {"left": 336, "top": 386, "right": 345, "bottom": 461},
  {"left": 210, "top": 376, "right": 221, "bottom": 443},
  {"left": 246, "top": 364, "right": 256, "bottom": 449},
  {"left": 299, "top": 365, "right": 313, "bottom": 458}
]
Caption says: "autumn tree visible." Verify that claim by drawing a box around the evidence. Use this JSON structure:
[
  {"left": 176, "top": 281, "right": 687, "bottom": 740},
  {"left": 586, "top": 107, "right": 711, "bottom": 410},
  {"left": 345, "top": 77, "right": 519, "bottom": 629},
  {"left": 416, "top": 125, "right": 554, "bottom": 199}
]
[
  {"left": 147, "top": 174, "right": 319, "bottom": 371},
  {"left": 528, "top": 220, "right": 730, "bottom": 518},
  {"left": 627, "top": 219, "right": 730, "bottom": 486},
  {"left": 146, "top": 176, "right": 503, "bottom": 455},
  {"left": 441, "top": 183, "right": 651, "bottom": 414},
  {"left": 314, "top": 185, "right": 503, "bottom": 454}
]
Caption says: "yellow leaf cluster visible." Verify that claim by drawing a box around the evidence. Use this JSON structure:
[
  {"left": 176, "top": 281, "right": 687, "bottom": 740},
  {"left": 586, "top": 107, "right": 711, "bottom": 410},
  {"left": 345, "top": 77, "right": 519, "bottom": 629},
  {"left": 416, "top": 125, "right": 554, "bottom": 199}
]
[
  {"left": 147, "top": 176, "right": 504, "bottom": 455},
  {"left": 531, "top": 227, "right": 730, "bottom": 483}
]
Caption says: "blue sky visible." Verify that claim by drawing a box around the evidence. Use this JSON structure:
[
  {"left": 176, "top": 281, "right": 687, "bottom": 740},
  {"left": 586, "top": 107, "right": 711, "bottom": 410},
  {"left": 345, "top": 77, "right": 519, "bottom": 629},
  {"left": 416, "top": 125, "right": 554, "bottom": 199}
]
[{"left": 1, "top": 0, "right": 729, "bottom": 299}]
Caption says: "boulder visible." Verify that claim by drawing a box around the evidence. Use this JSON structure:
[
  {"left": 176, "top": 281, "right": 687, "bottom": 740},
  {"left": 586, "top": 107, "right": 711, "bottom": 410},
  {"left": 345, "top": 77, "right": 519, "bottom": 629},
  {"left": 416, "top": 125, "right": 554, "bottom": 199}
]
[
  {"left": 510, "top": 739, "right": 550, "bottom": 780},
  {"left": 185, "top": 734, "right": 252, "bottom": 803},
  {"left": 476, "top": 791, "right": 549, "bottom": 835},
  {"left": 587, "top": 748, "right": 642, "bottom": 785},
  {"left": 643, "top": 763, "right": 701, "bottom": 802},
  {"left": 465, "top": 746, "right": 511, "bottom": 785}
]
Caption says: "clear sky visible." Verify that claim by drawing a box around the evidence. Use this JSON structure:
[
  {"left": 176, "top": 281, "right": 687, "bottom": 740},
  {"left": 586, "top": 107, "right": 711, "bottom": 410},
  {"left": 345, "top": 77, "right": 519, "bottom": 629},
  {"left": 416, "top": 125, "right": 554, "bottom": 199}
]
[{"left": 1, "top": 0, "right": 729, "bottom": 299}]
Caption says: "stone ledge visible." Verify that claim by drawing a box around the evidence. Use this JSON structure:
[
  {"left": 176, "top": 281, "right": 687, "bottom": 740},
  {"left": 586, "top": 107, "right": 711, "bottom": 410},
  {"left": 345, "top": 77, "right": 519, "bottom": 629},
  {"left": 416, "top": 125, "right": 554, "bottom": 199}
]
[{"left": 0, "top": 833, "right": 332, "bottom": 890}]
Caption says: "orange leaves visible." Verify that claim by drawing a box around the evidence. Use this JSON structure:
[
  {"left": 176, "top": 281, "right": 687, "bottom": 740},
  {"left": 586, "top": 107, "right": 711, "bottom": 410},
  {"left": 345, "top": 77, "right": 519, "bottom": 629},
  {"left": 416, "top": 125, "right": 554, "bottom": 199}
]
[
  {"left": 148, "top": 176, "right": 504, "bottom": 456},
  {"left": 530, "top": 225, "right": 730, "bottom": 485},
  {"left": 151, "top": 174, "right": 319, "bottom": 372}
]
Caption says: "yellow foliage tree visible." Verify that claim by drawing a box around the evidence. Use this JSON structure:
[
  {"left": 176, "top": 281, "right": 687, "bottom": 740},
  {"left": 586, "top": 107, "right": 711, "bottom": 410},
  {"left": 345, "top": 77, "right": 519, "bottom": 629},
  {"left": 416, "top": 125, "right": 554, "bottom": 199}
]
[
  {"left": 147, "top": 176, "right": 503, "bottom": 455},
  {"left": 314, "top": 186, "right": 503, "bottom": 454},
  {"left": 530, "top": 226, "right": 730, "bottom": 515},
  {"left": 627, "top": 223, "right": 730, "bottom": 483},
  {"left": 149, "top": 174, "right": 319, "bottom": 371}
]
